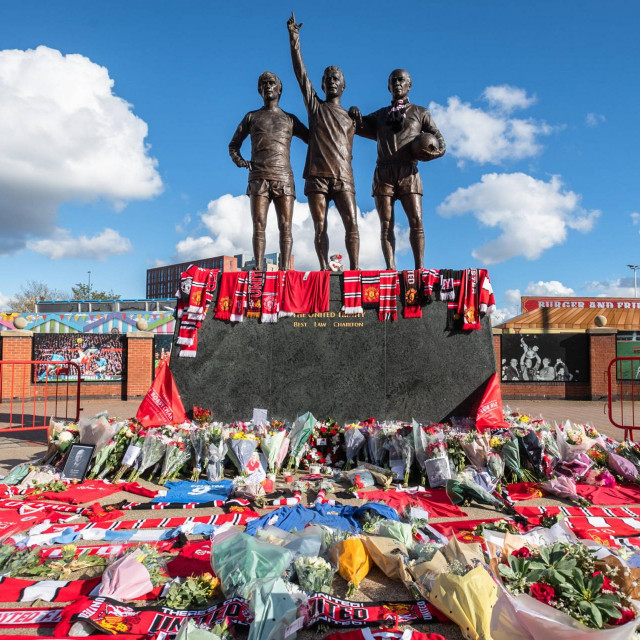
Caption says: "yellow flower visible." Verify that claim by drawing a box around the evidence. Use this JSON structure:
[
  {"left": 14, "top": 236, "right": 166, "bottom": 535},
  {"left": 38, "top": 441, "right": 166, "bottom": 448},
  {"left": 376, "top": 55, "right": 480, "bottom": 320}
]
[
  {"left": 490, "top": 437, "right": 501, "bottom": 448},
  {"left": 62, "top": 544, "right": 76, "bottom": 553},
  {"left": 521, "top": 416, "right": 530, "bottom": 423}
]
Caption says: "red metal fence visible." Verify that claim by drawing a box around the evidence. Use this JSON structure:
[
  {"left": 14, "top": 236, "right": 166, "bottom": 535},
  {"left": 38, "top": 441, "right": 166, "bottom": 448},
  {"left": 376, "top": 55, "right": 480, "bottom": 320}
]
[
  {"left": 607, "top": 356, "right": 640, "bottom": 441},
  {"left": 0, "top": 360, "right": 81, "bottom": 433}
]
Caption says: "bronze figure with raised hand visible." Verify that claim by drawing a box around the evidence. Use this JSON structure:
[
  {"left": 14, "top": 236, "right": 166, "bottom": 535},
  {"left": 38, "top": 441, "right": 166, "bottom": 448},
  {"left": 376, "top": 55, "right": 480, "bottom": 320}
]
[
  {"left": 350, "top": 70, "right": 445, "bottom": 270},
  {"left": 229, "top": 71, "right": 308, "bottom": 271},
  {"left": 287, "top": 12, "right": 360, "bottom": 271}
]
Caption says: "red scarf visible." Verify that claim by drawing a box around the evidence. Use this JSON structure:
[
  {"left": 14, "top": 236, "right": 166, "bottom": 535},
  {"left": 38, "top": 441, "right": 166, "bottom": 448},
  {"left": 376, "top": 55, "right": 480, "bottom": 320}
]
[
  {"left": 421, "top": 268, "right": 439, "bottom": 302},
  {"left": 457, "top": 268, "right": 481, "bottom": 330},
  {"left": 0, "top": 607, "right": 63, "bottom": 628},
  {"left": 261, "top": 271, "right": 284, "bottom": 323},
  {"left": 379, "top": 270, "right": 399, "bottom": 322},
  {"left": 402, "top": 269, "right": 422, "bottom": 318},
  {"left": 280, "top": 271, "right": 330, "bottom": 316},
  {"left": 246, "top": 271, "right": 264, "bottom": 318},
  {"left": 361, "top": 271, "right": 380, "bottom": 308},
  {"left": 214, "top": 272, "right": 242, "bottom": 321},
  {"left": 230, "top": 272, "right": 249, "bottom": 322},
  {"left": 0, "top": 577, "right": 101, "bottom": 603},
  {"left": 478, "top": 269, "right": 496, "bottom": 317},
  {"left": 341, "top": 270, "right": 363, "bottom": 314}
]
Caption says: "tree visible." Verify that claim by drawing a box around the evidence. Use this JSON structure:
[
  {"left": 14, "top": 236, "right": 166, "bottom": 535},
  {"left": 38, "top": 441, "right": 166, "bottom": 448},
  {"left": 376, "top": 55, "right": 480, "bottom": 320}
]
[
  {"left": 8, "top": 281, "right": 69, "bottom": 312},
  {"left": 71, "top": 282, "right": 120, "bottom": 301}
]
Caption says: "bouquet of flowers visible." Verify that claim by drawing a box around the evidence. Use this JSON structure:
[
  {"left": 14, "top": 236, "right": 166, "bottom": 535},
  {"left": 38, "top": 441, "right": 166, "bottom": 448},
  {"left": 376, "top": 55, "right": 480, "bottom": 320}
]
[
  {"left": 332, "top": 535, "right": 372, "bottom": 598},
  {"left": 260, "top": 427, "right": 287, "bottom": 473},
  {"left": 446, "top": 433, "right": 468, "bottom": 472},
  {"left": 41, "top": 420, "right": 79, "bottom": 464},
  {"left": 294, "top": 556, "right": 334, "bottom": 594},
  {"left": 343, "top": 424, "right": 366, "bottom": 471},
  {"left": 192, "top": 406, "right": 213, "bottom": 425},
  {"left": 189, "top": 427, "right": 209, "bottom": 481},
  {"left": 497, "top": 541, "right": 638, "bottom": 631},
  {"left": 128, "top": 431, "right": 167, "bottom": 482},
  {"left": 364, "top": 423, "right": 388, "bottom": 467},
  {"left": 97, "top": 423, "right": 136, "bottom": 480},
  {"left": 541, "top": 475, "right": 591, "bottom": 507},
  {"left": 286, "top": 412, "right": 317, "bottom": 471},
  {"left": 585, "top": 467, "right": 616, "bottom": 487},
  {"left": 308, "top": 420, "right": 342, "bottom": 467},
  {"left": 556, "top": 421, "right": 599, "bottom": 461},
  {"left": 112, "top": 429, "right": 144, "bottom": 483},
  {"left": 163, "top": 572, "right": 220, "bottom": 610},
  {"left": 87, "top": 438, "right": 116, "bottom": 480},
  {"left": 608, "top": 451, "right": 640, "bottom": 483},
  {"left": 385, "top": 428, "right": 414, "bottom": 485},
  {"left": 158, "top": 438, "right": 191, "bottom": 484},
  {"left": 460, "top": 432, "right": 491, "bottom": 469},
  {"left": 227, "top": 431, "right": 259, "bottom": 476}
]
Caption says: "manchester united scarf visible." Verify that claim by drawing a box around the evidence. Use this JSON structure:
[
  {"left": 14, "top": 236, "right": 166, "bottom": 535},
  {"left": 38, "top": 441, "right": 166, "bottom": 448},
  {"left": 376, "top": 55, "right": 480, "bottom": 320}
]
[
  {"left": 38, "top": 541, "right": 175, "bottom": 560},
  {"left": 458, "top": 268, "right": 481, "bottom": 330},
  {"left": 280, "top": 270, "right": 330, "bottom": 316},
  {"left": 230, "top": 271, "right": 249, "bottom": 322},
  {"left": 64, "top": 593, "right": 438, "bottom": 636},
  {"left": 261, "top": 271, "right": 284, "bottom": 323},
  {"left": 246, "top": 270, "right": 264, "bottom": 318},
  {"left": 0, "top": 499, "right": 84, "bottom": 514},
  {"left": 402, "top": 270, "right": 422, "bottom": 319},
  {"left": 379, "top": 270, "right": 399, "bottom": 322},
  {"left": 341, "top": 271, "right": 363, "bottom": 314},
  {"left": 517, "top": 505, "right": 640, "bottom": 518},
  {"left": 122, "top": 498, "right": 250, "bottom": 510},
  {"left": 0, "top": 607, "right": 63, "bottom": 628},
  {"left": 361, "top": 271, "right": 380, "bottom": 308},
  {"left": 421, "top": 268, "right": 439, "bottom": 302},
  {"left": 439, "top": 269, "right": 463, "bottom": 331},
  {"left": 0, "top": 576, "right": 101, "bottom": 603},
  {"left": 214, "top": 272, "right": 242, "bottom": 322},
  {"left": 478, "top": 269, "right": 496, "bottom": 317}
]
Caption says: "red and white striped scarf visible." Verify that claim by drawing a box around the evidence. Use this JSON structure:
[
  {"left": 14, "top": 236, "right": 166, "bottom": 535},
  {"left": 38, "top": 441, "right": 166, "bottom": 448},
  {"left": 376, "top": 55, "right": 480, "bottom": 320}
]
[
  {"left": 458, "top": 268, "right": 481, "bottom": 330},
  {"left": 421, "top": 268, "right": 439, "bottom": 302},
  {"left": 379, "top": 270, "right": 399, "bottom": 322},
  {"left": 341, "top": 270, "right": 363, "bottom": 314},
  {"left": 261, "top": 271, "right": 284, "bottom": 323},
  {"left": 214, "top": 272, "right": 242, "bottom": 322},
  {"left": 230, "top": 272, "right": 249, "bottom": 322}
]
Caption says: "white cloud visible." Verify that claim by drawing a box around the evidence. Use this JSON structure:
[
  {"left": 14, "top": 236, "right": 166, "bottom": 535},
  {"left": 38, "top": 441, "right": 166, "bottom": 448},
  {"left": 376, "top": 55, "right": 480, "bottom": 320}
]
[
  {"left": 174, "top": 194, "right": 410, "bottom": 270},
  {"left": 152, "top": 258, "right": 168, "bottom": 268},
  {"left": 482, "top": 85, "right": 536, "bottom": 113},
  {"left": 585, "top": 112, "right": 606, "bottom": 127},
  {"left": 438, "top": 173, "right": 599, "bottom": 264},
  {"left": 631, "top": 212, "right": 640, "bottom": 231},
  {"left": 0, "top": 291, "right": 12, "bottom": 311},
  {"left": 429, "top": 88, "right": 551, "bottom": 165},
  {"left": 585, "top": 277, "right": 637, "bottom": 297},
  {"left": 491, "top": 288, "right": 522, "bottom": 325},
  {"left": 0, "top": 46, "right": 162, "bottom": 255},
  {"left": 525, "top": 280, "right": 575, "bottom": 296},
  {"left": 27, "top": 228, "right": 132, "bottom": 260}
]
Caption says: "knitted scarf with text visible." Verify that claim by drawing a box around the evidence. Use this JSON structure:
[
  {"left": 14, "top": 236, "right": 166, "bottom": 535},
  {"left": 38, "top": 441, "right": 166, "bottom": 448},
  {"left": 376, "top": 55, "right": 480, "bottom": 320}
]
[
  {"left": 341, "top": 270, "right": 363, "bottom": 314},
  {"left": 402, "top": 269, "right": 422, "bottom": 318},
  {"left": 246, "top": 270, "right": 264, "bottom": 318}
]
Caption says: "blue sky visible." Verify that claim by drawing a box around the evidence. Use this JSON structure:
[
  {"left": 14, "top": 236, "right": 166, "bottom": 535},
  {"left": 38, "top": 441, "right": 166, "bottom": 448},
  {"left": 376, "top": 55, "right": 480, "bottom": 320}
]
[{"left": 0, "top": 1, "right": 638, "bottom": 320}]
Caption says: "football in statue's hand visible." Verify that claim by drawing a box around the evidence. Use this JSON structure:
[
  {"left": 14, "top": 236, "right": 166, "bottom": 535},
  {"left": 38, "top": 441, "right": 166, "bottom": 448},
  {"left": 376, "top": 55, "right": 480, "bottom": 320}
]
[{"left": 410, "top": 133, "right": 441, "bottom": 162}]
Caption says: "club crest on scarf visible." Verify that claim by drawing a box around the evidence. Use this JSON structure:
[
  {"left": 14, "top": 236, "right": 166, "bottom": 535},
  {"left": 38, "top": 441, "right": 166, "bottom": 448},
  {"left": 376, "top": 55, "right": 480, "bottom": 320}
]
[{"left": 94, "top": 602, "right": 140, "bottom": 634}]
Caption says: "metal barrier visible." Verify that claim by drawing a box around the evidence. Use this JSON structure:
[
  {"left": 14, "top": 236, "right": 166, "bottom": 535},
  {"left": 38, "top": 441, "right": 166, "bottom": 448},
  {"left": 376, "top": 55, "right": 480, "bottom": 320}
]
[
  {"left": 607, "top": 356, "right": 640, "bottom": 441},
  {"left": 0, "top": 360, "right": 81, "bottom": 433}
]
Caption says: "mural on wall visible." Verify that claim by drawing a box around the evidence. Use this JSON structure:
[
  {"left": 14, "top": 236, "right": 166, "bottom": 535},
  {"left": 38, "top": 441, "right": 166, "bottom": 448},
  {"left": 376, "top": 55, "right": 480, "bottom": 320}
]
[
  {"left": 154, "top": 334, "right": 174, "bottom": 373},
  {"left": 501, "top": 333, "right": 589, "bottom": 383},
  {"left": 33, "top": 334, "right": 125, "bottom": 382},
  {"left": 615, "top": 332, "right": 640, "bottom": 380},
  {"left": 0, "top": 312, "right": 175, "bottom": 335}
]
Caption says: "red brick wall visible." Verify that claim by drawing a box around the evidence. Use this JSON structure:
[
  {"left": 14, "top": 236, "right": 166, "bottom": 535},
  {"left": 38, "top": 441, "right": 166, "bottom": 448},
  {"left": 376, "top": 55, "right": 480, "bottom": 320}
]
[
  {"left": 1, "top": 332, "right": 154, "bottom": 401},
  {"left": 589, "top": 330, "right": 617, "bottom": 400},
  {"left": 502, "top": 382, "right": 591, "bottom": 400},
  {"left": 493, "top": 333, "right": 501, "bottom": 371}
]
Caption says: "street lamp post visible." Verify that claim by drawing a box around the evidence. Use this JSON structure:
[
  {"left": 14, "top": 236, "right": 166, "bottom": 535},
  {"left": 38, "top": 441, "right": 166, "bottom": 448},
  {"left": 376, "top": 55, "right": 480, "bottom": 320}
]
[{"left": 628, "top": 264, "right": 640, "bottom": 297}]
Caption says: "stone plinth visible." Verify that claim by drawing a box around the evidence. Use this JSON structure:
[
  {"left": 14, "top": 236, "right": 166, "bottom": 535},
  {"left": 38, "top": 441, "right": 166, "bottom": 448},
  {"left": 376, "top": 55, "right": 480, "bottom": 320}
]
[{"left": 170, "top": 273, "right": 496, "bottom": 422}]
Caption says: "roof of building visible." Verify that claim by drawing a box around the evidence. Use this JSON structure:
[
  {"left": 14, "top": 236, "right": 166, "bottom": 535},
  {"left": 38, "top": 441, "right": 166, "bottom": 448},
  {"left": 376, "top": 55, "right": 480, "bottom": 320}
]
[{"left": 497, "top": 305, "right": 640, "bottom": 332}]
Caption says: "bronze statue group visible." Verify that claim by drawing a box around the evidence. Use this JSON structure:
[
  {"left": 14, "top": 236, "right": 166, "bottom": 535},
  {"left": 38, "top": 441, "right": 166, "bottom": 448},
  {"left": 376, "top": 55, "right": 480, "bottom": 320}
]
[{"left": 229, "top": 13, "right": 445, "bottom": 273}]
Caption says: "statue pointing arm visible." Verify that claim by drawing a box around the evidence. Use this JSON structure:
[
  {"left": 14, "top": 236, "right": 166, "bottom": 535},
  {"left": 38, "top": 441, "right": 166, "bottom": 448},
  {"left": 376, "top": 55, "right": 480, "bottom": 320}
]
[{"left": 287, "top": 12, "right": 318, "bottom": 114}]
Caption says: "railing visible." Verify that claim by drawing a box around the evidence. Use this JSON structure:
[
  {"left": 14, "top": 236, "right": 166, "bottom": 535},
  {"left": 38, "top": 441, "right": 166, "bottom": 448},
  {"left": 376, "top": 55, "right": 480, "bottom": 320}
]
[
  {"left": 607, "top": 356, "right": 640, "bottom": 441},
  {"left": 0, "top": 360, "right": 81, "bottom": 433}
]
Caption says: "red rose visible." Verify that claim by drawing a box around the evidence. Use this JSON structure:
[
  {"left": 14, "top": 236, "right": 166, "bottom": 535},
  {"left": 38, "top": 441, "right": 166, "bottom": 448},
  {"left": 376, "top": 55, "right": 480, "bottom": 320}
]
[
  {"left": 593, "top": 571, "right": 617, "bottom": 592},
  {"left": 612, "top": 609, "right": 635, "bottom": 625},
  {"left": 512, "top": 547, "right": 531, "bottom": 558},
  {"left": 529, "top": 582, "right": 555, "bottom": 604}
]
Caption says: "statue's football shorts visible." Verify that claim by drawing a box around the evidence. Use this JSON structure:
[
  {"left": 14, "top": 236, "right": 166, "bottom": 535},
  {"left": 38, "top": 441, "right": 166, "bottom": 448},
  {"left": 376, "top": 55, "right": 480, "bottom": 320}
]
[{"left": 372, "top": 163, "right": 423, "bottom": 198}]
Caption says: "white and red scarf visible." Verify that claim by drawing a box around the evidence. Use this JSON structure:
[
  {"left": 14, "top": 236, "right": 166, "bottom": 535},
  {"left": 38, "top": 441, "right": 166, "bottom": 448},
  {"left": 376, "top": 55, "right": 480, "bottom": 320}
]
[
  {"left": 478, "top": 269, "right": 496, "bottom": 317},
  {"left": 458, "top": 268, "right": 481, "bottom": 330},
  {"left": 214, "top": 272, "right": 242, "bottom": 322},
  {"left": 229, "top": 272, "right": 249, "bottom": 322},
  {"left": 361, "top": 271, "right": 380, "bottom": 308},
  {"left": 341, "top": 270, "right": 363, "bottom": 314},
  {"left": 261, "top": 271, "right": 284, "bottom": 323},
  {"left": 379, "top": 270, "right": 399, "bottom": 322},
  {"left": 421, "top": 268, "right": 440, "bottom": 302}
]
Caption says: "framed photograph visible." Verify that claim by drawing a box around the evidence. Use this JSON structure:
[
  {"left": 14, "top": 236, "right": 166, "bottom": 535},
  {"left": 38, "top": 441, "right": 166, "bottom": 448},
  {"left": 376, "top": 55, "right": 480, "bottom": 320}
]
[{"left": 61, "top": 444, "right": 95, "bottom": 481}]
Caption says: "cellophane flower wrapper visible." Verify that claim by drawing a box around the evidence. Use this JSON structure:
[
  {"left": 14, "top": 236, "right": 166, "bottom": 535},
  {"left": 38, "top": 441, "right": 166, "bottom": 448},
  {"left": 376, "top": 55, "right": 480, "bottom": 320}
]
[
  {"left": 343, "top": 427, "right": 366, "bottom": 468},
  {"left": 87, "top": 440, "right": 115, "bottom": 479},
  {"left": 556, "top": 421, "right": 599, "bottom": 461},
  {"left": 608, "top": 452, "right": 640, "bottom": 483},
  {"left": 227, "top": 438, "right": 258, "bottom": 474},
  {"left": 501, "top": 438, "right": 524, "bottom": 482},
  {"left": 78, "top": 414, "right": 117, "bottom": 452},
  {"left": 378, "top": 520, "right": 414, "bottom": 549},
  {"left": 365, "top": 425, "right": 386, "bottom": 467},
  {"left": 385, "top": 432, "right": 414, "bottom": 484},
  {"left": 190, "top": 429, "right": 208, "bottom": 480},
  {"left": 461, "top": 433, "right": 491, "bottom": 469},
  {"left": 487, "top": 452, "right": 505, "bottom": 482},
  {"left": 206, "top": 440, "right": 228, "bottom": 481},
  {"left": 585, "top": 468, "right": 617, "bottom": 487},
  {"left": 130, "top": 432, "right": 167, "bottom": 481},
  {"left": 556, "top": 452, "right": 593, "bottom": 479},
  {"left": 97, "top": 551, "right": 154, "bottom": 601},
  {"left": 364, "top": 535, "right": 412, "bottom": 584},
  {"left": 332, "top": 536, "right": 372, "bottom": 597},
  {"left": 517, "top": 430, "right": 544, "bottom": 476},
  {"left": 294, "top": 555, "right": 334, "bottom": 594},
  {"left": 260, "top": 431, "right": 287, "bottom": 473},
  {"left": 446, "top": 472, "right": 504, "bottom": 510},
  {"left": 412, "top": 420, "right": 428, "bottom": 470},
  {"left": 288, "top": 412, "right": 317, "bottom": 461},
  {"left": 159, "top": 443, "right": 191, "bottom": 483},
  {"left": 541, "top": 475, "right": 582, "bottom": 503}
]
